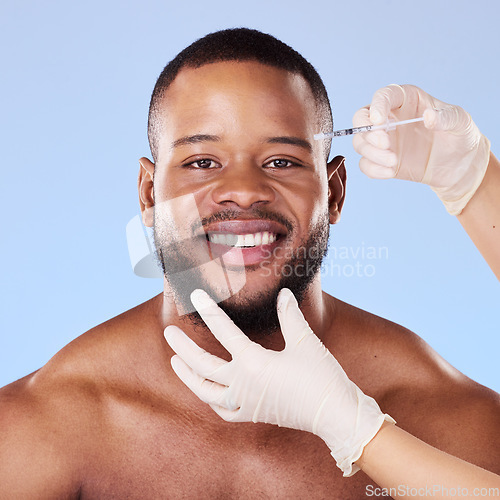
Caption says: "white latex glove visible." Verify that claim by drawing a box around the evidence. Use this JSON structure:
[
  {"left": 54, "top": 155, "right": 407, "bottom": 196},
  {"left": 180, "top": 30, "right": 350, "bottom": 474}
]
[
  {"left": 164, "top": 288, "right": 395, "bottom": 477},
  {"left": 352, "top": 84, "right": 491, "bottom": 215}
]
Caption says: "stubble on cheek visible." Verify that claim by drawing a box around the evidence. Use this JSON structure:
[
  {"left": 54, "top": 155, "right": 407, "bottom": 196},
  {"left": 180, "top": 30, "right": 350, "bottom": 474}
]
[{"left": 153, "top": 197, "right": 250, "bottom": 316}]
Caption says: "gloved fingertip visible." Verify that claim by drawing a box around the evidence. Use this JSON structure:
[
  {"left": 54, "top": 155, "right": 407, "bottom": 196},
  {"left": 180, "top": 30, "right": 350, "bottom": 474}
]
[
  {"left": 164, "top": 324, "right": 177, "bottom": 341},
  {"left": 423, "top": 108, "right": 438, "bottom": 129},
  {"left": 369, "top": 108, "right": 384, "bottom": 126},
  {"left": 277, "top": 288, "right": 295, "bottom": 312},
  {"left": 170, "top": 354, "right": 183, "bottom": 373},
  {"left": 190, "top": 288, "right": 214, "bottom": 310},
  {"left": 365, "top": 130, "right": 390, "bottom": 150},
  {"left": 387, "top": 153, "right": 398, "bottom": 169},
  {"left": 360, "top": 159, "right": 397, "bottom": 180}
]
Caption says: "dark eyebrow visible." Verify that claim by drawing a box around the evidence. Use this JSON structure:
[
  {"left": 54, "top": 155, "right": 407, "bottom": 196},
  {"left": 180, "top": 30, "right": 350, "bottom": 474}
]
[
  {"left": 266, "top": 136, "right": 312, "bottom": 153},
  {"left": 171, "top": 134, "right": 312, "bottom": 153},
  {"left": 172, "top": 134, "right": 221, "bottom": 149}
]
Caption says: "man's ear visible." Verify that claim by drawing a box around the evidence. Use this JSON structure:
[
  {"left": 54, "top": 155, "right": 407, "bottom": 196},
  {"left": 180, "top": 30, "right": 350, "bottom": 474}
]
[
  {"left": 326, "top": 155, "right": 347, "bottom": 224},
  {"left": 138, "top": 157, "right": 155, "bottom": 227}
]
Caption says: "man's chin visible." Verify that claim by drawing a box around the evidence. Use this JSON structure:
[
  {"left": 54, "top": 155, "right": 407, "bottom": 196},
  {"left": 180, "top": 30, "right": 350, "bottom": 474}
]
[
  {"left": 183, "top": 268, "right": 317, "bottom": 339},
  {"left": 183, "top": 284, "right": 284, "bottom": 338},
  {"left": 221, "top": 285, "right": 284, "bottom": 335}
]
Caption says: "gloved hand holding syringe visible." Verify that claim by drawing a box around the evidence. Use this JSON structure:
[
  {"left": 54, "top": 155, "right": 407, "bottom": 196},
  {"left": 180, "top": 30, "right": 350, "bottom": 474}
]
[{"left": 316, "top": 84, "right": 491, "bottom": 216}]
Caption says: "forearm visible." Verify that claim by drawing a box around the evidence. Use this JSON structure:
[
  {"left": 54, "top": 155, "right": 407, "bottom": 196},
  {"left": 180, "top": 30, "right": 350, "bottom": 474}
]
[
  {"left": 355, "top": 422, "right": 500, "bottom": 499},
  {"left": 457, "top": 152, "right": 500, "bottom": 280}
]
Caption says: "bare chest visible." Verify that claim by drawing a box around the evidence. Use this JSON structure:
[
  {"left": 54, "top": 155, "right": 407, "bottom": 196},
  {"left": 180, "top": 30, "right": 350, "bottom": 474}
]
[{"left": 80, "top": 412, "right": 382, "bottom": 499}]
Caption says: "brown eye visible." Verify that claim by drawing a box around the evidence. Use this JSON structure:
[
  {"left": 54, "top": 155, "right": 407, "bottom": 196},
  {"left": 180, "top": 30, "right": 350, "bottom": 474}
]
[
  {"left": 195, "top": 159, "right": 215, "bottom": 169},
  {"left": 185, "top": 159, "right": 218, "bottom": 169},
  {"left": 267, "top": 159, "right": 296, "bottom": 168},
  {"left": 272, "top": 160, "right": 289, "bottom": 168}
]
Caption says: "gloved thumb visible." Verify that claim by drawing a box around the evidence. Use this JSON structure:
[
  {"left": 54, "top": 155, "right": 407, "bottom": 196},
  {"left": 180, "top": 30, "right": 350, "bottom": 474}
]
[
  {"left": 277, "top": 288, "right": 313, "bottom": 347},
  {"left": 423, "top": 106, "right": 472, "bottom": 135}
]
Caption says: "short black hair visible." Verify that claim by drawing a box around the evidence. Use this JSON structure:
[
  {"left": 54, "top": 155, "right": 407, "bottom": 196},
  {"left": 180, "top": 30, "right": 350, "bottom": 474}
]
[{"left": 148, "top": 28, "right": 333, "bottom": 162}]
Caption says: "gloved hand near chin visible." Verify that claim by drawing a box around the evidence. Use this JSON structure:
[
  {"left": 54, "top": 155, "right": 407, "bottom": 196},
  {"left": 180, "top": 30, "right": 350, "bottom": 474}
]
[
  {"left": 352, "top": 84, "right": 491, "bottom": 215},
  {"left": 164, "top": 288, "right": 395, "bottom": 477}
]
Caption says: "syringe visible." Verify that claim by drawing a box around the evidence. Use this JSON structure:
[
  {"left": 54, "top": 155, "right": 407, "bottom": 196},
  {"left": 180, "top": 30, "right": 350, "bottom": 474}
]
[{"left": 313, "top": 116, "right": 425, "bottom": 140}]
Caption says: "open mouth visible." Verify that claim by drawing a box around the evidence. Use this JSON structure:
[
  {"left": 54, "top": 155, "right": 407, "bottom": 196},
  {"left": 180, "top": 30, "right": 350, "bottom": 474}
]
[
  {"left": 201, "top": 218, "right": 289, "bottom": 266},
  {"left": 206, "top": 231, "right": 280, "bottom": 248}
]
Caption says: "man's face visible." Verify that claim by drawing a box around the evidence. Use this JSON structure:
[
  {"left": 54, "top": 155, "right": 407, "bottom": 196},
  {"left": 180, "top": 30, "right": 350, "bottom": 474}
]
[{"left": 144, "top": 61, "right": 343, "bottom": 335}]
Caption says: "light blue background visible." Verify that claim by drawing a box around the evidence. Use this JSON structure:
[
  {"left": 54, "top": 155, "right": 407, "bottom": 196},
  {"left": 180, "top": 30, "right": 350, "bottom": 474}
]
[{"left": 1, "top": 0, "right": 498, "bottom": 392}]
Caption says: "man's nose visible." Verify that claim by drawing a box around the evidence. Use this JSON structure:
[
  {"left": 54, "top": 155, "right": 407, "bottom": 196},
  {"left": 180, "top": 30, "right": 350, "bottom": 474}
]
[{"left": 210, "top": 163, "right": 275, "bottom": 209}]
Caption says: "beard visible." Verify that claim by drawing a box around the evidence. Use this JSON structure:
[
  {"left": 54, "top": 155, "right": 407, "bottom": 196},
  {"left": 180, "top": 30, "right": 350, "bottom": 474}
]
[{"left": 154, "top": 207, "right": 330, "bottom": 339}]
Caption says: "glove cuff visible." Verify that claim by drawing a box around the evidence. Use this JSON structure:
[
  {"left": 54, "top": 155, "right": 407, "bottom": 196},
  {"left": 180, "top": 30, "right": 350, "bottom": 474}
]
[
  {"left": 334, "top": 413, "right": 396, "bottom": 477},
  {"left": 432, "top": 135, "right": 491, "bottom": 216},
  {"left": 320, "top": 386, "right": 396, "bottom": 477}
]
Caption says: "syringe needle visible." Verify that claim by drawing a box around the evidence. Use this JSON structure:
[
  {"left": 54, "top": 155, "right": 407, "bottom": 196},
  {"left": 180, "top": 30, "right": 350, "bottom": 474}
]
[{"left": 314, "top": 116, "right": 425, "bottom": 140}]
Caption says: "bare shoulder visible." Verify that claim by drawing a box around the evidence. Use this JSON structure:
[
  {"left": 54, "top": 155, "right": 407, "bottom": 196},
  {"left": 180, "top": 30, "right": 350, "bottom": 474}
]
[
  {"left": 0, "top": 293, "right": 168, "bottom": 498},
  {"left": 328, "top": 294, "right": 500, "bottom": 473},
  {"left": 0, "top": 372, "right": 90, "bottom": 497},
  {"left": 324, "top": 294, "right": 469, "bottom": 394}
]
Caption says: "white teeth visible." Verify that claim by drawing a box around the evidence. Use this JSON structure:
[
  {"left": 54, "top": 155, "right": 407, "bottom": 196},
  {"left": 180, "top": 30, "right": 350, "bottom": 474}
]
[
  {"left": 244, "top": 234, "right": 255, "bottom": 247},
  {"left": 221, "top": 234, "right": 237, "bottom": 246},
  {"left": 208, "top": 231, "right": 278, "bottom": 247}
]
